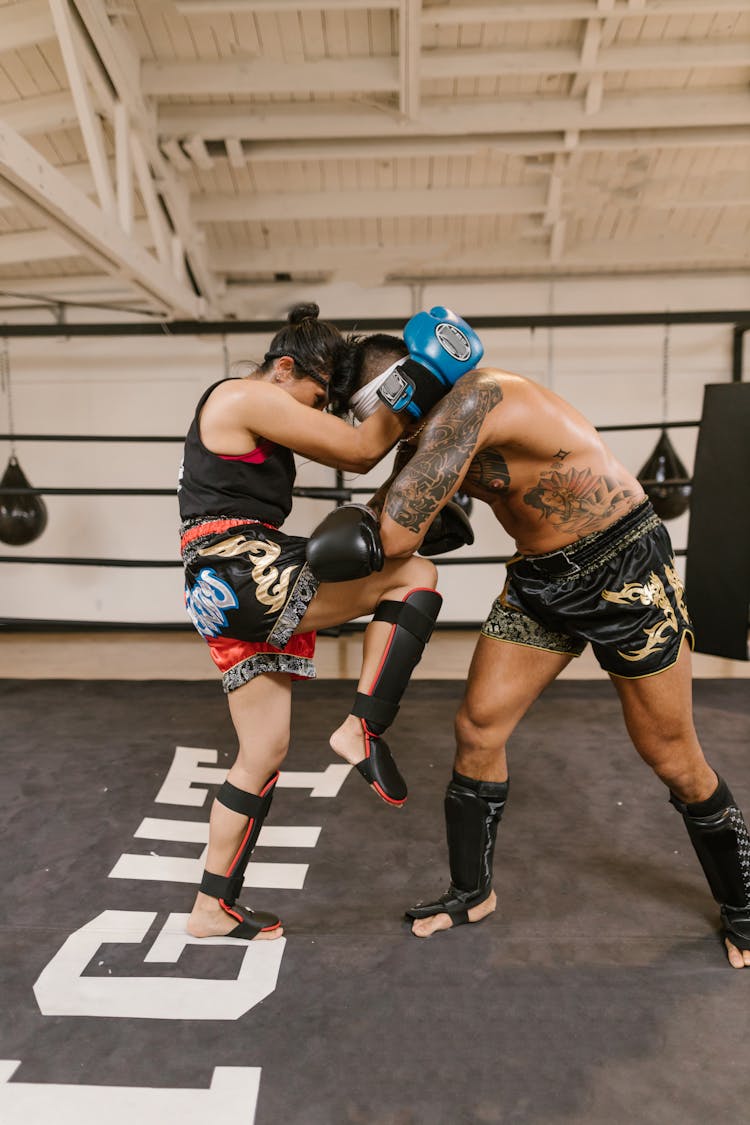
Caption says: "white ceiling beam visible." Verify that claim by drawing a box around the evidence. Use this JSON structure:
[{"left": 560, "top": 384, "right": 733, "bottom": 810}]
[
  {"left": 212, "top": 231, "right": 749, "bottom": 278},
  {"left": 0, "top": 220, "right": 152, "bottom": 265},
  {"left": 224, "top": 127, "right": 750, "bottom": 164},
  {"left": 224, "top": 138, "right": 247, "bottom": 170},
  {"left": 193, "top": 185, "right": 549, "bottom": 223},
  {"left": 176, "top": 0, "right": 398, "bottom": 9},
  {"left": 48, "top": 0, "right": 117, "bottom": 216},
  {"left": 400, "top": 0, "right": 422, "bottom": 120},
  {"left": 159, "top": 92, "right": 750, "bottom": 142},
  {"left": 130, "top": 132, "right": 171, "bottom": 267},
  {"left": 182, "top": 135, "right": 215, "bottom": 171},
  {"left": 114, "top": 103, "right": 134, "bottom": 235},
  {"left": 143, "top": 41, "right": 750, "bottom": 98},
  {"left": 194, "top": 181, "right": 749, "bottom": 225},
  {"left": 0, "top": 274, "right": 146, "bottom": 299},
  {"left": 3, "top": 128, "right": 742, "bottom": 213},
  {"left": 0, "top": 0, "right": 56, "bottom": 52},
  {"left": 175, "top": 0, "right": 398, "bottom": 10},
  {"left": 1, "top": 93, "right": 79, "bottom": 136},
  {"left": 70, "top": 0, "right": 218, "bottom": 312},
  {"left": 422, "top": 1, "right": 749, "bottom": 25},
  {"left": 421, "top": 40, "right": 750, "bottom": 79},
  {"left": 0, "top": 122, "right": 200, "bottom": 314},
  {"left": 143, "top": 57, "right": 398, "bottom": 97},
  {"left": 173, "top": 0, "right": 746, "bottom": 14},
  {"left": 160, "top": 138, "right": 192, "bottom": 173}
]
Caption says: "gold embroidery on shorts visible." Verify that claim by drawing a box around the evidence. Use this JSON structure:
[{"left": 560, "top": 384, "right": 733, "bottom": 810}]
[
  {"left": 664, "top": 558, "right": 690, "bottom": 625},
  {"left": 601, "top": 569, "right": 680, "bottom": 662},
  {"left": 198, "top": 535, "right": 295, "bottom": 615}
]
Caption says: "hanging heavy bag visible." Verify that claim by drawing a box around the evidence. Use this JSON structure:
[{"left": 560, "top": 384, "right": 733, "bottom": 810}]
[
  {"left": 0, "top": 455, "right": 48, "bottom": 545},
  {"left": 637, "top": 428, "right": 691, "bottom": 521}
]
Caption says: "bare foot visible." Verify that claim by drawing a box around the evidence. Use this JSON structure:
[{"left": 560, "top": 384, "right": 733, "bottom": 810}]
[
  {"left": 187, "top": 901, "right": 283, "bottom": 941},
  {"left": 411, "top": 890, "right": 497, "bottom": 938},
  {"left": 725, "top": 937, "right": 750, "bottom": 969},
  {"left": 329, "top": 714, "right": 366, "bottom": 766}
]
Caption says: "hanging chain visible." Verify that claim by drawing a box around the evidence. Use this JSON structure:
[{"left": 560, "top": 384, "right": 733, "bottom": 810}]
[
  {"left": 222, "top": 334, "right": 230, "bottom": 380},
  {"left": 661, "top": 322, "right": 670, "bottom": 426},
  {"left": 0, "top": 337, "right": 15, "bottom": 458}
]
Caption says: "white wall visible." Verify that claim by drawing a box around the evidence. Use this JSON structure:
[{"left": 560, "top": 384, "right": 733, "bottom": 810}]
[{"left": 0, "top": 270, "right": 747, "bottom": 625}]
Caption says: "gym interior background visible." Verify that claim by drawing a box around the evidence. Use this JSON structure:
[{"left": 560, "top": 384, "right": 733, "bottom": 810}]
[{"left": 0, "top": 3, "right": 748, "bottom": 1123}]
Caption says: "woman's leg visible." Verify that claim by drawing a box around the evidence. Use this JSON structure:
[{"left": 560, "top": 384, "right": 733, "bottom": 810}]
[
  {"left": 188, "top": 672, "right": 292, "bottom": 940},
  {"left": 296, "top": 554, "right": 440, "bottom": 803}
]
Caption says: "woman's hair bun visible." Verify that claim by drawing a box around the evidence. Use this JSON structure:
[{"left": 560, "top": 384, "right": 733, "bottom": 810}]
[{"left": 287, "top": 302, "right": 320, "bottom": 325}]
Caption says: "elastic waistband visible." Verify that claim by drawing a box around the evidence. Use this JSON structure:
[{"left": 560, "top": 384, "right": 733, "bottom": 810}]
[
  {"left": 514, "top": 500, "right": 660, "bottom": 579},
  {"left": 180, "top": 516, "right": 278, "bottom": 554}
]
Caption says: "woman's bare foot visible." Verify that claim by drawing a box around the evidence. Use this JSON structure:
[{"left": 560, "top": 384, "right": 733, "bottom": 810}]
[
  {"left": 329, "top": 714, "right": 366, "bottom": 766},
  {"left": 187, "top": 898, "right": 283, "bottom": 941},
  {"left": 411, "top": 891, "right": 497, "bottom": 938},
  {"left": 725, "top": 937, "right": 750, "bottom": 968}
]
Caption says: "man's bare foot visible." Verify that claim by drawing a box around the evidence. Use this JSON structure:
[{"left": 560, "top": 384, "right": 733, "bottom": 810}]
[
  {"left": 187, "top": 901, "right": 283, "bottom": 941},
  {"left": 725, "top": 938, "right": 750, "bottom": 968},
  {"left": 329, "top": 714, "right": 366, "bottom": 766},
  {"left": 411, "top": 890, "right": 497, "bottom": 938}
]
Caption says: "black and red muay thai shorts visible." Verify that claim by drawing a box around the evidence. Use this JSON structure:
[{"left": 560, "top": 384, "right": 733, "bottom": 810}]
[{"left": 181, "top": 517, "right": 319, "bottom": 692}]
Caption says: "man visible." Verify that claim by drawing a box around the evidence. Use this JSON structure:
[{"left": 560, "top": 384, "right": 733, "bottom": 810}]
[{"left": 344, "top": 333, "right": 750, "bottom": 969}]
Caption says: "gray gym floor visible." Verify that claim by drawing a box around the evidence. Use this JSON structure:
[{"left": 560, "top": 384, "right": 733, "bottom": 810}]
[{"left": 1, "top": 678, "right": 748, "bottom": 1124}]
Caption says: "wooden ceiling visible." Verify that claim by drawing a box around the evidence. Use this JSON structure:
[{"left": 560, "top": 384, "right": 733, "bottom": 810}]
[{"left": 0, "top": 0, "right": 748, "bottom": 317}]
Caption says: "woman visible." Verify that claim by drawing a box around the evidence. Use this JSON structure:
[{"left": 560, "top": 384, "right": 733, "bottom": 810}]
[{"left": 178, "top": 304, "right": 440, "bottom": 942}]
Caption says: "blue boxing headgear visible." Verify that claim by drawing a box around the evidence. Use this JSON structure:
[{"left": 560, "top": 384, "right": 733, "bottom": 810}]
[{"left": 376, "top": 307, "right": 484, "bottom": 420}]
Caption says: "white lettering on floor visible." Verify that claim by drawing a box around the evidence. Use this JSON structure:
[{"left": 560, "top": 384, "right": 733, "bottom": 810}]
[
  {"left": 0, "top": 1061, "right": 261, "bottom": 1123},
  {"left": 34, "top": 911, "right": 285, "bottom": 1020}
]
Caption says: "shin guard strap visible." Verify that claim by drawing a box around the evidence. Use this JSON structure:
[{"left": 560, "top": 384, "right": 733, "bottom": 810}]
[
  {"left": 201, "top": 869, "right": 243, "bottom": 904},
  {"left": 217, "top": 780, "right": 265, "bottom": 817},
  {"left": 373, "top": 598, "right": 438, "bottom": 644},
  {"left": 351, "top": 691, "right": 399, "bottom": 730},
  {"left": 670, "top": 775, "right": 750, "bottom": 910}
]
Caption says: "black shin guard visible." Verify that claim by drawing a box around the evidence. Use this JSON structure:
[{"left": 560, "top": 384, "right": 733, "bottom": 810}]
[
  {"left": 350, "top": 587, "right": 442, "bottom": 805},
  {"left": 670, "top": 776, "right": 750, "bottom": 950},
  {"left": 406, "top": 770, "right": 509, "bottom": 925},
  {"left": 200, "top": 773, "right": 280, "bottom": 935}
]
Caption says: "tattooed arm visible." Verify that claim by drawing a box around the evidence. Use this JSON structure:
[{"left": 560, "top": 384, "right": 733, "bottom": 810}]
[
  {"left": 379, "top": 373, "right": 504, "bottom": 557},
  {"left": 367, "top": 440, "right": 418, "bottom": 518}
]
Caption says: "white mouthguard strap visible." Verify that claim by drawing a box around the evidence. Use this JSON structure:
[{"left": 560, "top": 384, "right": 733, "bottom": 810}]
[{"left": 348, "top": 358, "right": 403, "bottom": 422}]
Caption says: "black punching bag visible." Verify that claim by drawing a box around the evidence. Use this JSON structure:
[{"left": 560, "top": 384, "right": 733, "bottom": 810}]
[
  {"left": 0, "top": 455, "right": 48, "bottom": 545},
  {"left": 637, "top": 428, "right": 692, "bottom": 521}
]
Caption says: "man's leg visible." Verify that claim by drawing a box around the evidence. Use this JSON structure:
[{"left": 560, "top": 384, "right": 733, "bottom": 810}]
[
  {"left": 297, "top": 554, "right": 441, "bottom": 805},
  {"left": 409, "top": 636, "right": 572, "bottom": 937},
  {"left": 188, "top": 672, "right": 292, "bottom": 940},
  {"left": 610, "top": 639, "right": 750, "bottom": 969}
]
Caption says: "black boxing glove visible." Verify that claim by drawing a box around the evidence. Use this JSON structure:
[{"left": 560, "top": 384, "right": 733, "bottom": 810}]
[
  {"left": 306, "top": 504, "right": 384, "bottom": 582},
  {"left": 419, "top": 500, "right": 474, "bottom": 557}
]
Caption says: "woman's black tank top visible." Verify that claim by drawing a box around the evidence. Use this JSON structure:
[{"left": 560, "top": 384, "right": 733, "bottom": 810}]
[{"left": 178, "top": 380, "right": 295, "bottom": 526}]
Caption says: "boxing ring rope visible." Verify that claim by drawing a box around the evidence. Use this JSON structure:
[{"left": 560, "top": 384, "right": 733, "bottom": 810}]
[{"left": 0, "top": 417, "right": 698, "bottom": 574}]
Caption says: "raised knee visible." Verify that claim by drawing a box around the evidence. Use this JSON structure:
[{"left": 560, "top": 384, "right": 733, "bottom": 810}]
[{"left": 405, "top": 555, "right": 437, "bottom": 589}]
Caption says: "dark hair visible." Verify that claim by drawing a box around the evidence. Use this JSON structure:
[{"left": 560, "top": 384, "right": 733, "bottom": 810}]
[
  {"left": 329, "top": 332, "right": 409, "bottom": 415},
  {"left": 262, "top": 303, "right": 344, "bottom": 389}
]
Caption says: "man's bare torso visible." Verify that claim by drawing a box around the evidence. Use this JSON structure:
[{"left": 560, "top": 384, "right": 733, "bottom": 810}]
[
  {"left": 385, "top": 368, "right": 645, "bottom": 556},
  {"left": 462, "top": 369, "right": 644, "bottom": 553}
]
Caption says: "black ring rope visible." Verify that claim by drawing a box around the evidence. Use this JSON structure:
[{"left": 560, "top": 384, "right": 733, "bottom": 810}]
[
  {"left": 0, "top": 420, "right": 701, "bottom": 443},
  {"left": 0, "top": 420, "right": 696, "bottom": 567}
]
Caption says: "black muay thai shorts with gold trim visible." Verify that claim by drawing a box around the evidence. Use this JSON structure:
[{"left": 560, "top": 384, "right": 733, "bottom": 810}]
[
  {"left": 181, "top": 517, "right": 320, "bottom": 692},
  {"left": 482, "top": 499, "right": 694, "bottom": 678}
]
